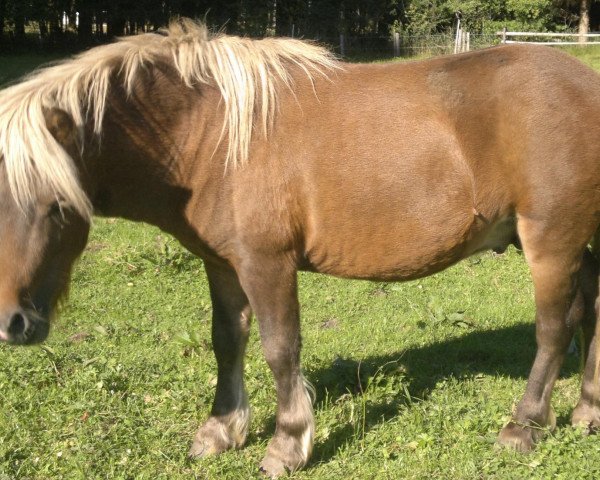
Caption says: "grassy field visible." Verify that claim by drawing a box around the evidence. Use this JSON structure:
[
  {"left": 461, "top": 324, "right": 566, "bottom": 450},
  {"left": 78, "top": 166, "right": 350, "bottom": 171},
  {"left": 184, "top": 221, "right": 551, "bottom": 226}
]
[{"left": 2, "top": 47, "right": 600, "bottom": 479}]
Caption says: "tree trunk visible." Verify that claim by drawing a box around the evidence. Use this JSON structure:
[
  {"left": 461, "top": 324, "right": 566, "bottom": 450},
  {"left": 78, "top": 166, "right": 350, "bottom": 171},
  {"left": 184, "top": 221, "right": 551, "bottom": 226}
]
[
  {"left": 39, "top": 20, "right": 48, "bottom": 38},
  {"left": 0, "top": 0, "right": 5, "bottom": 46},
  {"left": 49, "top": 13, "right": 62, "bottom": 43},
  {"left": 580, "top": 0, "right": 591, "bottom": 43},
  {"left": 14, "top": 13, "right": 25, "bottom": 42},
  {"left": 78, "top": 4, "right": 93, "bottom": 44},
  {"left": 108, "top": 16, "right": 126, "bottom": 38}
]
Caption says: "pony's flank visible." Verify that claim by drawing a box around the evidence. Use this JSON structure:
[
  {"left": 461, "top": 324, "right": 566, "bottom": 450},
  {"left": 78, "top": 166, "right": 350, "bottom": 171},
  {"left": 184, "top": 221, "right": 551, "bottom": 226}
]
[{"left": 0, "top": 19, "right": 338, "bottom": 219}]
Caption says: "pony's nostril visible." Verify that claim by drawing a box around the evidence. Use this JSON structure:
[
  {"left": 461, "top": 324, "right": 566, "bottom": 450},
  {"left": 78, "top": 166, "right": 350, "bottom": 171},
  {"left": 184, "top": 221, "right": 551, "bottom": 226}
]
[{"left": 7, "top": 312, "right": 28, "bottom": 338}]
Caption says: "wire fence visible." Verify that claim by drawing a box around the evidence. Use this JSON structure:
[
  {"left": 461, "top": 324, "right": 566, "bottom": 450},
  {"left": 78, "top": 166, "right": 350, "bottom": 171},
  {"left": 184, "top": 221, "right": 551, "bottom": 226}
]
[
  {"left": 5, "top": 29, "right": 599, "bottom": 59},
  {"left": 316, "top": 33, "right": 501, "bottom": 60},
  {"left": 0, "top": 24, "right": 501, "bottom": 58}
]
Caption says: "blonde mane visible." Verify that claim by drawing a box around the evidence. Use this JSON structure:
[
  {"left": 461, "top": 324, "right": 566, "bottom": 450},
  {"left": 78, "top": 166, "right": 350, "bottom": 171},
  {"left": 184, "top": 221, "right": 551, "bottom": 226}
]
[{"left": 0, "top": 19, "right": 338, "bottom": 219}]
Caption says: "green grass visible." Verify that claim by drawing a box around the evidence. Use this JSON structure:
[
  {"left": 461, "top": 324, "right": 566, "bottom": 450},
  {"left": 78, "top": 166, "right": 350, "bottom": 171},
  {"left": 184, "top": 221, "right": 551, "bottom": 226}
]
[
  {"left": 0, "top": 53, "right": 65, "bottom": 86},
  {"left": 559, "top": 44, "right": 600, "bottom": 70},
  {"left": 2, "top": 48, "right": 600, "bottom": 479}
]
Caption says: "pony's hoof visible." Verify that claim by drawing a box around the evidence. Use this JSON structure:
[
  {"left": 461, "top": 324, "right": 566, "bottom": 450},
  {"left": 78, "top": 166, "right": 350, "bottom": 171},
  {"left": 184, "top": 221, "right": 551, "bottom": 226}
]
[
  {"left": 258, "top": 435, "right": 308, "bottom": 478},
  {"left": 497, "top": 418, "right": 549, "bottom": 452},
  {"left": 572, "top": 401, "right": 600, "bottom": 434},
  {"left": 188, "top": 438, "right": 222, "bottom": 458},
  {"left": 497, "top": 407, "right": 555, "bottom": 452},
  {"left": 259, "top": 456, "right": 287, "bottom": 478},
  {"left": 188, "top": 417, "right": 237, "bottom": 458}
]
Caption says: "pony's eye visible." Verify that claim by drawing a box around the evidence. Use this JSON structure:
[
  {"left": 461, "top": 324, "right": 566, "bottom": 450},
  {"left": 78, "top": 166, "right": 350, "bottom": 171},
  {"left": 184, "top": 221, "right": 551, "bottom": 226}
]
[{"left": 47, "top": 202, "right": 62, "bottom": 218}]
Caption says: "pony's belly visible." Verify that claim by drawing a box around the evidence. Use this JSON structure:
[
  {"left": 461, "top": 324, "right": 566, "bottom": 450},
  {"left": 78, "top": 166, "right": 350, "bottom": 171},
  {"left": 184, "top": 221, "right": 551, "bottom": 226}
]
[{"left": 303, "top": 215, "right": 517, "bottom": 282}]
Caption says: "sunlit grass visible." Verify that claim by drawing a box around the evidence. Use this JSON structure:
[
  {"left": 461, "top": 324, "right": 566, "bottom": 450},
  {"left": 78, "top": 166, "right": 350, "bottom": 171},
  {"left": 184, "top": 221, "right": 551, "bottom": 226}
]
[{"left": 559, "top": 44, "right": 600, "bottom": 70}]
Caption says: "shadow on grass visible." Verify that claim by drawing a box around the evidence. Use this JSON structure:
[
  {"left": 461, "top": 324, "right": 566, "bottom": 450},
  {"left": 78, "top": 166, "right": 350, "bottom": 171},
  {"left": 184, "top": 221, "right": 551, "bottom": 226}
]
[{"left": 305, "top": 322, "right": 581, "bottom": 465}]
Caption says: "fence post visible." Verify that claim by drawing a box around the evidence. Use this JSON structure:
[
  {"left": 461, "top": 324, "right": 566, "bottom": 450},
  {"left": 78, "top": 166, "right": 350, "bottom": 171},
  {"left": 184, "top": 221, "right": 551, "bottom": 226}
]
[
  {"left": 454, "top": 18, "right": 461, "bottom": 54},
  {"left": 393, "top": 31, "right": 400, "bottom": 57},
  {"left": 466, "top": 31, "right": 470, "bottom": 52},
  {"left": 501, "top": 27, "right": 507, "bottom": 44},
  {"left": 339, "top": 33, "right": 346, "bottom": 57}
]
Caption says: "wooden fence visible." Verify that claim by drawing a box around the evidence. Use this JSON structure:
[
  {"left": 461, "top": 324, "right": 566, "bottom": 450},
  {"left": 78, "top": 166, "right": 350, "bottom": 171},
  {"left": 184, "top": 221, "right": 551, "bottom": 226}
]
[{"left": 454, "top": 27, "right": 470, "bottom": 54}]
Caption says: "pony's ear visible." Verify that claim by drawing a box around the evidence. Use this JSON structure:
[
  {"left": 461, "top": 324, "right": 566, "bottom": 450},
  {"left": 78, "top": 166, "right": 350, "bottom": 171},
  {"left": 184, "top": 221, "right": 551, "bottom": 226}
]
[{"left": 43, "top": 107, "right": 77, "bottom": 148}]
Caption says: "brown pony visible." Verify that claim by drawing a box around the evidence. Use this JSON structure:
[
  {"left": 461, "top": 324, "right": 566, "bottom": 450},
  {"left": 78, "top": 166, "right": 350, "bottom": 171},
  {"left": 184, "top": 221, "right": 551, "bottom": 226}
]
[{"left": 1, "top": 19, "right": 600, "bottom": 477}]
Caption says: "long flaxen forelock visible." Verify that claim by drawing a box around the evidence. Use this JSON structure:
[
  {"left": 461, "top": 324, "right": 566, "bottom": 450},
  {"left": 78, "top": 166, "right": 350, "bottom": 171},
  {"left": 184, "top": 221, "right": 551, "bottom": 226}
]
[{"left": 0, "top": 19, "right": 338, "bottom": 220}]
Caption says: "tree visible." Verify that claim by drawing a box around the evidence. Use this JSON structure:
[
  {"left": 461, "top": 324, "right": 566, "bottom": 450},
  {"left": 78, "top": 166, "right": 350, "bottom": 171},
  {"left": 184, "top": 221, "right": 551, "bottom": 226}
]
[
  {"left": 75, "top": 0, "right": 95, "bottom": 43},
  {"left": 405, "top": 0, "right": 454, "bottom": 34},
  {"left": 0, "top": 0, "right": 5, "bottom": 45},
  {"left": 10, "top": 0, "right": 27, "bottom": 40},
  {"left": 579, "top": 0, "right": 591, "bottom": 41}
]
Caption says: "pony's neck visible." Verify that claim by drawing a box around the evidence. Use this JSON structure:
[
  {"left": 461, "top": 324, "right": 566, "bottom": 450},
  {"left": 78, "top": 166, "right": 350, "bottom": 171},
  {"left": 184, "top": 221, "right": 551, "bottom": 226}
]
[{"left": 85, "top": 76, "right": 227, "bottom": 246}]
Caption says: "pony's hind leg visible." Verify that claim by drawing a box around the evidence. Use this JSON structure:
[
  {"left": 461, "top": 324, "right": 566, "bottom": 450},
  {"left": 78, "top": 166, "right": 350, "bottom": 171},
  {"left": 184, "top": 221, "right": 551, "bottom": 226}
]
[
  {"left": 237, "top": 256, "right": 314, "bottom": 478},
  {"left": 189, "top": 263, "right": 252, "bottom": 457},
  {"left": 572, "top": 248, "right": 600, "bottom": 430},
  {"left": 498, "top": 216, "right": 590, "bottom": 451}
]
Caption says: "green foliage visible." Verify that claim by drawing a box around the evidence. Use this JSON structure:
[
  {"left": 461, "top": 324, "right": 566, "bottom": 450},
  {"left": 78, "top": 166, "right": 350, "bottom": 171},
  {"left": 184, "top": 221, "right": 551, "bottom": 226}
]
[
  {"left": 405, "top": 0, "right": 583, "bottom": 35},
  {"left": 503, "top": 0, "right": 562, "bottom": 31},
  {"left": 0, "top": 0, "right": 592, "bottom": 51},
  {"left": 405, "top": 0, "right": 456, "bottom": 34},
  {"left": 446, "top": 0, "right": 507, "bottom": 32}
]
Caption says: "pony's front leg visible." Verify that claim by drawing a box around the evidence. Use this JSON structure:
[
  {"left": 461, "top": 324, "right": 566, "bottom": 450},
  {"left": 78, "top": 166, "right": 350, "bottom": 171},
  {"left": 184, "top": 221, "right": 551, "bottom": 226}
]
[
  {"left": 238, "top": 258, "right": 314, "bottom": 478},
  {"left": 189, "top": 263, "right": 252, "bottom": 457}
]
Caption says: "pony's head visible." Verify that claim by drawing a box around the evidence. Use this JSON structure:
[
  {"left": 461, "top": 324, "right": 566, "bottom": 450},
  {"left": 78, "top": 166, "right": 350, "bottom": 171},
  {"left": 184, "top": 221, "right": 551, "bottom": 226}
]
[
  {"left": 0, "top": 108, "right": 90, "bottom": 344},
  {"left": 0, "top": 19, "right": 337, "bottom": 343}
]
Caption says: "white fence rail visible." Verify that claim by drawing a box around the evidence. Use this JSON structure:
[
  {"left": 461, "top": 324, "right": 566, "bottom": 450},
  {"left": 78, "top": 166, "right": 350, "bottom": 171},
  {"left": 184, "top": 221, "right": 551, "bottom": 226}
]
[{"left": 498, "top": 29, "right": 600, "bottom": 45}]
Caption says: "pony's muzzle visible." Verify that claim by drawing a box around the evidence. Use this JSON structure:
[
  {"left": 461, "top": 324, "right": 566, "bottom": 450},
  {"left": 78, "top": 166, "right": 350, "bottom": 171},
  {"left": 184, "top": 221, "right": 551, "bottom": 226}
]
[{"left": 0, "top": 308, "right": 49, "bottom": 345}]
